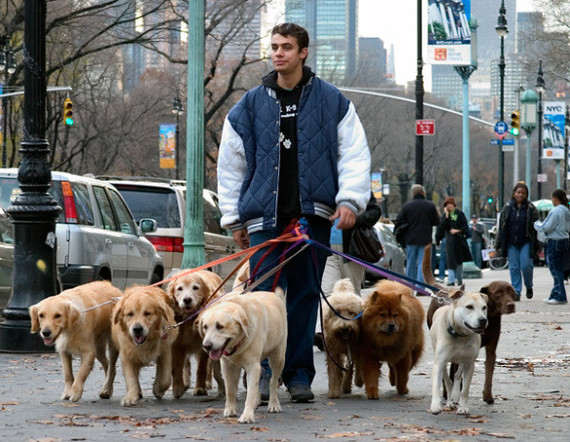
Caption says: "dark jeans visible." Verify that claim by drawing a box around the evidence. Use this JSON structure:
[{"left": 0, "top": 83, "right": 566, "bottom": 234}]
[
  {"left": 546, "top": 238, "right": 569, "bottom": 302},
  {"left": 249, "top": 216, "right": 331, "bottom": 388},
  {"left": 471, "top": 241, "right": 482, "bottom": 269}
]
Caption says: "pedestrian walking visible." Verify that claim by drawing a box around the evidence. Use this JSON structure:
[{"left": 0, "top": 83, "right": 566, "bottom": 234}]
[
  {"left": 534, "top": 189, "right": 570, "bottom": 305},
  {"left": 470, "top": 214, "right": 486, "bottom": 269},
  {"left": 436, "top": 196, "right": 471, "bottom": 286},
  {"left": 394, "top": 184, "right": 440, "bottom": 283},
  {"left": 495, "top": 183, "right": 539, "bottom": 301},
  {"left": 217, "top": 23, "right": 371, "bottom": 403}
]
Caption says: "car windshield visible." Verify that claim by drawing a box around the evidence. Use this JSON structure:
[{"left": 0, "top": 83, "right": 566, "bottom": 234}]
[
  {"left": 0, "top": 177, "right": 65, "bottom": 223},
  {"left": 115, "top": 186, "right": 181, "bottom": 228}
]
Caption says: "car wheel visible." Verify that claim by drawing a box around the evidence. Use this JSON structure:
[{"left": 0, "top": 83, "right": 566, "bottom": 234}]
[
  {"left": 97, "top": 269, "right": 112, "bottom": 282},
  {"left": 150, "top": 270, "right": 163, "bottom": 285}
]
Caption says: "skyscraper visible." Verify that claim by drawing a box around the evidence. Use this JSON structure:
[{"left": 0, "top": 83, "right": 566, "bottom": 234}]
[{"left": 285, "top": 0, "right": 358, "bottom": 84}]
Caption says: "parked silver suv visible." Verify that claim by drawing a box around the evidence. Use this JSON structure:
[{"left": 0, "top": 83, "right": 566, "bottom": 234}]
[
  {"left": 100, "top": 177, "right": 237, "bottom": 279},
  {"left": 0, "top": 169, "right": 164, "bottom": 290}
]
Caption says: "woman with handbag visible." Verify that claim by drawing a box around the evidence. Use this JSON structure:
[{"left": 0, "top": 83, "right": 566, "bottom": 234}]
[
  {"left": 436, "top": 196, "right": 471, "bottom": 286},
  {"left": 320, "top": 192, "right": 382, "bottom": 296}
]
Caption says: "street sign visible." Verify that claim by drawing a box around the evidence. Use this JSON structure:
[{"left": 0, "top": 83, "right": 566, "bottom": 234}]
[
  {"left": 416, "top": 119, "right": 435, "bottom": 136},
  {"left": 494, "top": 121, "right": 508, "bottom": 137},
  {"left": 491, "top": 139, "right": 514, "bottom": 145},
  {"left": 537, "top": 174, "right": 547, "bottom": 183}
]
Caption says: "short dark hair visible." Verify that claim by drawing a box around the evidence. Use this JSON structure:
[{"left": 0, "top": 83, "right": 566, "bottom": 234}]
[
  {"left": 271, "top": 23, "right": 310, "bottom": 51},
  {"left": 552, "top": 188, "right": 569, "bottom": 208}
]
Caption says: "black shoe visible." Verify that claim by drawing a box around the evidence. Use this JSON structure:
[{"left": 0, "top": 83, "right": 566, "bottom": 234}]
[
  {"left": 288, "top": 383, "right": 314, "bottom": 403},
  {"left": 515, "top": 293, "right": 521, "bottom": 302},
  {"left": 526, "top": 288, "right": 533, "bottom": 299},
  {"left": 446, "top": 282, "right": 455, "bottom": 286},
  {"left": 314, "top": 332, "right": 324, "bottom": 351},
  {"left": 259, "top": 371, "right": 270, "bottom": 402}
]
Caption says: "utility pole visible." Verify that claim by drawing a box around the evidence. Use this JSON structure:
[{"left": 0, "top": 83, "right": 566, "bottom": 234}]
[{"left": 181, "top": 0, "right": 205, "bottom": 270}]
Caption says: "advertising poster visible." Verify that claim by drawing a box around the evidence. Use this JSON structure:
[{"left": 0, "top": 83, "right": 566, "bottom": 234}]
[
  {"left": 371, "top": 172, "right": 382, "bottom": 199},
  {"left": 159, "top": 123, "right": 176, "bottom": 169},
  {"left": 427, "top": 0, "right": 471, "bottom": 65},
  {"left": 0, "top": 84, "right": 3, "bottom": 146},
  {"left": 542, "top": 102, "right": 565, "bottom": 160}
]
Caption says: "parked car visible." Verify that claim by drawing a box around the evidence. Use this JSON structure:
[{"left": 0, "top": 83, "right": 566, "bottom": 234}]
[
  {"left": 0, "top": 205, "right": 14, "bottom": 311},
  {"left": 0, "top": 169, "right": 164, "bottom": 291},
  {"left": 364, "top": 222, "right": 406, "bottom": 285},
  {"left": 99, "top": 177, "right": 237, "bottom": 279}
]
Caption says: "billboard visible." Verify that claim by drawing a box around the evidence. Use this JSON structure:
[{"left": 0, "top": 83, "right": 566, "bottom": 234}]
[
  {"left": 427, "top": 0, "right": 471, "bottom": 65},
  {"left": 542, "top": 102, "right": 565, "bottom": 160},
  {"left": 159, "top": 123, "right": 176, "bottom": 169},
  {"left": 371, "top": 172, "right": 383, "bottom": 199}
]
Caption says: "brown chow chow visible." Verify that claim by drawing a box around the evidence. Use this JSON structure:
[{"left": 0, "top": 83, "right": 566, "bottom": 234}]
[{"left": 359, "top": 280, "right": 425, "bottom": 399}]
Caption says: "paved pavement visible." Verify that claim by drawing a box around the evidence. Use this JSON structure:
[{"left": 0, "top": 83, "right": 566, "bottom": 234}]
[{"left": 1, "top": 266, "right": 569, "bottom": 441}]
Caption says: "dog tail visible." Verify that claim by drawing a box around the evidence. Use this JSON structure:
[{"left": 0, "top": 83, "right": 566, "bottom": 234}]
[
  {"left": 274, "top": 286, "right": 286, "bottom": 303},
  {"left": 332, "top": 278, "right": 355, "bottom": 294},
  {"left": 421, "top": 244, "right": 445, "bottom": 291}
]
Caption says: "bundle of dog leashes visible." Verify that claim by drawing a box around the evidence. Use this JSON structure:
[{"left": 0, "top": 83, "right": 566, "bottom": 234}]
[{"left": 156, "top": 218, "right": 440, "bottom": 372}]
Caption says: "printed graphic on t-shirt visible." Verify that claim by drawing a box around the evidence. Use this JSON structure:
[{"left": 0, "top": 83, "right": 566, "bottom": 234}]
[{"left": 280, "top": 103, "right": 297, "bottom": 150}]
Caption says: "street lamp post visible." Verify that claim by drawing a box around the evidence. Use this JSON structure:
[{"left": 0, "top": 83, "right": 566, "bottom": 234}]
[
  {"left": 536, "top": 60, "right": 545, "bottom": 199},
  {"left": 171, "top": 96, "right": 184, "bottom": 181},
  {"left": 0, "top": 0, "right": 62, "bottom": 352},
  {"left": 496, "top": 0, "right": 508, "bottom": 210},
  {"left": 0, "top": 36, "right": 16, "bottom": 168},
  {"left": 521, "top": 89, "right": 538, "bottom": 199},
  {"left": 415, "top": 0, "right": 424, "bottom": 185}
]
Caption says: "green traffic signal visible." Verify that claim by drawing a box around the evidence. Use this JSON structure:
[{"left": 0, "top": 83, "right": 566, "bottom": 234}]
[
  {"left": 63, "top": 98, "right": 74, "bottom": 126},
  {"left": 509, "top": 110, "right": 520, "bottom": 137},
  {"left": 487, "top": 196, "right": 494, "bottom": 204}
]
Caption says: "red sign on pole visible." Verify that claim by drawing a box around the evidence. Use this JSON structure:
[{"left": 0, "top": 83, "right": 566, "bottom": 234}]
[{"left": 416, "top": 119, "right": 435, "bottom": 136}]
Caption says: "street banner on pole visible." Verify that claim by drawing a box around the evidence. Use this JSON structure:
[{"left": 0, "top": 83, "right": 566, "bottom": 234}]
[
  {"left": 542, "top": 101, "right": 565, "bottom": 160},
  {"left": 371, "top": 172, "right": 382, "bottom": 199},
  {"left": 159, "top": 123, "right": 176, "bottom": 169},
  {"left": 427, "top": 0, "right": 471, "bottom": 65},
  {"left": 0, "top": 84, "right": 3, "bottom": 146}
]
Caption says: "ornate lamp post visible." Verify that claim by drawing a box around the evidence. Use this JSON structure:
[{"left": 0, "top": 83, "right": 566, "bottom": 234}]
[
  {"left": 496, "top": 0, "right": 508, "bottom": 210},
  {"left": 415, "top": 0, "right": 424, "bottom": 185},
  {"left": 520, "top": 89, "right": 538, "bottom": 199},
  {"left": 0, "top": 0, "right": 62, "bottom": 352},
  {"left": 536, "top": 60, "right": 545, "bottom": 199},
  {"left": 171, "top": 95, "right": 184, "bottom": 181},
  {"left": 0, "top": 36, "right": 16, "bottom": 168}
]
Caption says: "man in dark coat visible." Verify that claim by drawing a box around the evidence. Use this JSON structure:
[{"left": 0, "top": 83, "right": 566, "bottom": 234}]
[{"left": 394, "top": 184, "right": 440, "bottom": 283}]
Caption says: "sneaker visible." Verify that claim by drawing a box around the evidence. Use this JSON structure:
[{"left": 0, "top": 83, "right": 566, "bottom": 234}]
[
  {"left": 544, "top": 298, "right": 568, "bottom": 305},
  {"left": 515, "top": 293, "right": 521, "bottom": 302},
  {"left": 288, "top": 383, "right": 314, "bottom": 403},
  {"left": 313, "top": 333, "right": 324, "bottom": 351},
  {"left": 526, "top": 288, "right": 533, "bottom": 299},
  {"left": 446, "top": 282, "right": 455, "bottom": 287},
  {"left": 259, "top": 371, "right": 271, "bottom": 402}
]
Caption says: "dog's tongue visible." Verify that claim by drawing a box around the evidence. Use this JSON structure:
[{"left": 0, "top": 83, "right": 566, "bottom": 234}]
[
  {"left": 134, "top": 335, "right": 146, "bottom": 345},
  {"left": 43, "top": 338, "right": 55, "bottom": 346},
  {"left": 209, "top": 349, "right": 223, "bottom": 361}
]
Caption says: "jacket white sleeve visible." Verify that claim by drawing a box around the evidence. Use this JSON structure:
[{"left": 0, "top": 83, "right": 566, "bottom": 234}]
[
  {"left": 217, "top": 117, "right": 247, "bottom": 230},
  {"left": 336, "top": 102, "right": 371, "bottom": 214}
]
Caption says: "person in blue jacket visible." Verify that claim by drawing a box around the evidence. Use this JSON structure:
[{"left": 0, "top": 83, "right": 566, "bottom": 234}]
[
  {"left": 217, "top": 23, "right": 371, "bottom": 403},
  {"left": 534, "top": 189, "right": 570, "bottom": 305}
]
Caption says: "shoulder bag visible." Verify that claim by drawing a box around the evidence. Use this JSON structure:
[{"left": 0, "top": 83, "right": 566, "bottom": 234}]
[{"left": 348, "top": 224, "right": 384, "bottom": 263}]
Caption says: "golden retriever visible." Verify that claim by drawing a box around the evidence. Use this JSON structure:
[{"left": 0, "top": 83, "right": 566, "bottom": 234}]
[
  {"left": 198, "top": 289, "right": 287, "bottom": 424},
  {"left": 359, "top": 280, "right": 425, "bottom": 399},
  {"left": 112, "top": 285, "right": 178, "bottom": 406},
  {"left": 167, "top": 270, "right": 225, "bottom": 398},
  {"left": 29, "top": 281, "right": 121, "bottom": 401},
  {"left": 322, "top": 279, "right": 363, "bottom": 398}
]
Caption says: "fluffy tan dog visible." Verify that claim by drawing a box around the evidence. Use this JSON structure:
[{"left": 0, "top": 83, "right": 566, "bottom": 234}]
[
  {"left": 359, "top": 280, "right": 425, "bottom": 399},
  {"left": 29, "top": 281, "right": 120, "bottom": 402},
  {"left": 167, "top": 270, "right": 225, "bottom": 398},
  {"left": 232, "top": 261, "right": 250, "bottom": 290},
  {"left": 322, "top": 279, "right": 363, "bottom": 398},
  {"left": 198, "top": 289, "right": 287, "bottom": 424},
  {"left": 112, "top": 285, "right": 178, "bottom": 406}
]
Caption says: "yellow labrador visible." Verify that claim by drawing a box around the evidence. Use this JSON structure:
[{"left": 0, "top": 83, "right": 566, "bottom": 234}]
[
  {"left": 198, "top": 289, "right": 287, "bottom": 424},
  {"left": 430, "top": 290, "right": 488, "bottom": 415},
  {"left": 29, "top": 281, "right": 121, "bottom": 401},
  {"left": 112, "top": 285, "right": 178, "bottom": 406}
]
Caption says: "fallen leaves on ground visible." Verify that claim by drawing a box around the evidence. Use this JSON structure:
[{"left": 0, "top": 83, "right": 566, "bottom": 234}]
[{"left": 316, "top": 431, "right": 374, "bottom": 438}]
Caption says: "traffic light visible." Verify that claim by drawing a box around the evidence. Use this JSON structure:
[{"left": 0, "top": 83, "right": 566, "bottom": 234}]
[
  {"left": 509, "top": 110, "right": 520, "bottom": 136},
  {"left": 487, "top": 195, "right": 494, "bottom": 204},
  {"left": 63, "top": 98, "right": 74, "bottom": 126}
]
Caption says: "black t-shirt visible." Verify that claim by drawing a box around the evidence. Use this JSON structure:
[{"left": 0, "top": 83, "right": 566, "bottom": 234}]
[{"left": 277, "top": 86, "right": 302, "bottom": 219}]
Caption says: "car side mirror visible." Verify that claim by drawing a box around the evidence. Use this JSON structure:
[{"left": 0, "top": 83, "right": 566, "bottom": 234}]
[{"left": 139, "top": 218, "right": 157, "bottom": 234}]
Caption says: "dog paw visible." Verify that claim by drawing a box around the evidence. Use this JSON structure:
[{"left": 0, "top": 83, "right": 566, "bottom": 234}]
[
  {"left": 69, "top": 389, "right": 83, "bottom": 402},
  {"left": 268, "top": 399, "right": 282, "bottom": 413},
  {"left": 193, "top": 386, "right": 208, "bottom": 396},
  {"left": 153, "top": 383, "right": 169, "bottom": 399},
  {"left": 397, "top": 387, "right": 409, "bottom": 395},
  {"left": 172, "top": 384, "right": 186, "bottom": 399},
  {"left": 121, "top": 394, "right": 139, "bottom": 406},
  {"left": 223, "top": 406, "right": 238, "bottom": 418},
  {"left": 456, "top": 405, "right": 470, "bottom": 415},
  {"left": 429, "top": 404, "right": 442, "bottom": 414},
  {"left": 99, "top": 387, "right": 113, "bottom": 399},
  {"left": 483, "top": 393, "right": 494, "bottom": 404},
  {"left": 237, "top": 410, "right": 255, "bottom": 424}
]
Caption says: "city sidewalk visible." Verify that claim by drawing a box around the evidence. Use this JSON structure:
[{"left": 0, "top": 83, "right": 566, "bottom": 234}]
[{"left": 1, "top": 266, "right": 569, "bottom": 441}]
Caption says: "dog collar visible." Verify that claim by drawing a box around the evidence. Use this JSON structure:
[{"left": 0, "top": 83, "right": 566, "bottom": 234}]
[{"left": 447, "top": 324, "right": 467, "bottom": 338}]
